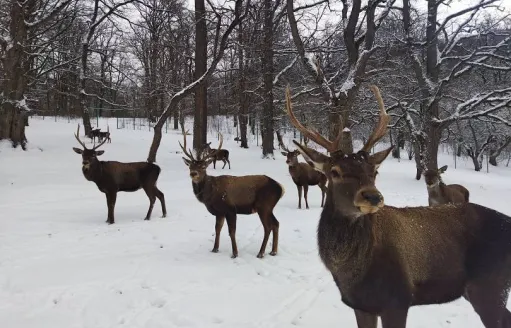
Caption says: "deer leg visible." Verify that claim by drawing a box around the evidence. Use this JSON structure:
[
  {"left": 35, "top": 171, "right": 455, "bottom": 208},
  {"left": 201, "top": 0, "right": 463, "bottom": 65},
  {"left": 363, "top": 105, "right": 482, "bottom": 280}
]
[
  {"left": 222, "top": 159, "right": 227, "bottom": 169},
  {"left": 225, "top": 214, "right": 238, "bottom": 258},
  {"left": 380, "top": 307, "right": 408, "bottom": 328},
  {"left": 106, "top": 192, "right": 117, "bottom": 224},
  {"left": 212, "top": 216, "right": 225, "bottom": 253},
  {"left": 303, "top": 185, "right": 310, "bottom": 209},
  {"left": 297, "top": 185, "right": 302, "bottom": 209},
  {"left": 465, "top": 280, "right": 511, "bottom": 328},
  {"left": 354, "top": 310, "right": 377, "bottom": 328},
  {"left": 257, "top": 210, "right": 272, "bottom": 259},
  {"left": 154, "top": 187, "right": 166, "bottom": 218},
  {"left": 143, "top": 186, "right": 156, "bottom": 220},
  {"left": 269, "top": 214, "right": 279, "bottom": 256},
  {"left": 227, "top": 158, "right": 231, "bottom": 169},
  {"left": 213, "top": 159, "right": 216, "bottom": 169}
]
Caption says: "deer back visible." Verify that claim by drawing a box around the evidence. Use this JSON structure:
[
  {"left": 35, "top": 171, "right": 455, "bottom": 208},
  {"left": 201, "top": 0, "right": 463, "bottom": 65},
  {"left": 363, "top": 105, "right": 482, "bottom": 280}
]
[
  {"left": 197, "top": 175, "right": 284, "bottom": 215},
  {"left": 97, "top": 161, "right": 160, "bottom": 192},
  {"left": 289, "top": 162, "right": 325, "bottom": 186},
  {"left": 446, "top": 184, "right": 470, "bottom": 203}
]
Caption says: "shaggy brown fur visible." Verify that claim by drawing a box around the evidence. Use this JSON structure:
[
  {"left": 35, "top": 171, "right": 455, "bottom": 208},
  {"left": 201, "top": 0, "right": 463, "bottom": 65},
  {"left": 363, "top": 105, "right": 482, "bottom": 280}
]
[
  {"left": 424, "top": 165, "right": 469, "bottom": 206},
  {"left": 72, "top": 124, "right": 166, "bottom": 224},
  {"left": 281, "top": 149, "right": 327, "bottom": 208},
  {"left": 181, "top": 131, "right": 284, "bottom": 259},
  {"left": 285, "top": 85, "right": 511, "bottom": 328}
]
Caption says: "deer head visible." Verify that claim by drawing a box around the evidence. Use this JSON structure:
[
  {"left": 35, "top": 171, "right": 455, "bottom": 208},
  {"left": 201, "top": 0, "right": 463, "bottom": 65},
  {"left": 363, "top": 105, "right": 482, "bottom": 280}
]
[
  {"left": 423, "top": 165, "right": 448, "bottom": 188},
  {"left": 72, "top": 124, "right": 108, "bottom": 174},
  {"left": 280, "top": 143, "right": 302, "bottom": 167},
  {"left": 181, "top": 131, "right": 223, "bottom": 183},
  {"left": 285, "top": 85, "right": 392, "bottom": 217}
]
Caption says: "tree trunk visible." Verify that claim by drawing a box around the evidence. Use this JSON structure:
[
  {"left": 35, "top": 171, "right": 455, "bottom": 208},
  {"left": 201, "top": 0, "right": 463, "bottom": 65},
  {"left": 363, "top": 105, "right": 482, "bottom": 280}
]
[
  {"left": 237, "top": 20, "right": 248, "bottom": 148},
  {"left": 261, "top": 0, "right": 274, "bottom": 158},
  {"left": 0, "top": 1, "right": 29, "bottom": 148},
  {"left": 489, "top": 137, "right": 511, "bottom": 166},
  {"left": 193, "top": 0, "right": 208, "bottom": 151}
]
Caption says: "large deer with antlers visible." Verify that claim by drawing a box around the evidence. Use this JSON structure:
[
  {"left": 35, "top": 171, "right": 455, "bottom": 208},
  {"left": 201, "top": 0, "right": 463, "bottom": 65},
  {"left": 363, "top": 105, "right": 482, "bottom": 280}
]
[
  {"left": 281, "top": 145, "right": 327, "bottom": 209},
  {"left": 285, "top": 85, "right": 511, "bottom": 328},
  {"left": 72, "top": 124, "right": 166, "bottom": 224},
  {"left": 180, "top": 131, "right": 284, "bottom": 259},
  {"left": 423, "top": 165, "right": 470, "bottom": 206}
]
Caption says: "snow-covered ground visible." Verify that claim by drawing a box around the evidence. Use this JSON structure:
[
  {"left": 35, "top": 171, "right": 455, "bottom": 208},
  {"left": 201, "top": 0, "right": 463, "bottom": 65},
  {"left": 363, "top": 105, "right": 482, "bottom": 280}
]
[{"left": 1, "top": 117, "right": 511, "bottom": 328}]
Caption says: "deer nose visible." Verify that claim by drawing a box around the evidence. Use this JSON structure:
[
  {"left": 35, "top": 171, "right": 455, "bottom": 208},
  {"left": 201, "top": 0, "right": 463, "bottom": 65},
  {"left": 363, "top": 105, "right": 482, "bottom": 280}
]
[
  {"left": 361, "top": 191, "right": 382, "bottom": 206},
  {"left": 190, "top": 172, "right": 198, "bottom": 177}
]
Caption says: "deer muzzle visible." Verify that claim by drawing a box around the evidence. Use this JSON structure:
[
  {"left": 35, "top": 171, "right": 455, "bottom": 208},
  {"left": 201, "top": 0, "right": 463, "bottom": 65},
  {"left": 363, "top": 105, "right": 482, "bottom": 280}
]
[{"left": 354, "top": 187, "right": 384, "bottom": 214}]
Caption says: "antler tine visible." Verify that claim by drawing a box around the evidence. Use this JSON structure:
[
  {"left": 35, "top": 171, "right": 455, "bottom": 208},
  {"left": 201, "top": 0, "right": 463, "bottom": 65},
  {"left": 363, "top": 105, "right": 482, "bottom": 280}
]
[
  {"left": 74, "top": 124, "right": 87, "bottom": 149},
  {"left": 179, "top": 129, "right": 196, "bottom": 161},
  {"left": 360, "top": 85, "right": 390, "bottom": 153},
  {"left": 285, "top": 86, "right": 338, "bottom": 152},
  {"left": 92, "top": 135, "right": 108, "bottom": 150}
]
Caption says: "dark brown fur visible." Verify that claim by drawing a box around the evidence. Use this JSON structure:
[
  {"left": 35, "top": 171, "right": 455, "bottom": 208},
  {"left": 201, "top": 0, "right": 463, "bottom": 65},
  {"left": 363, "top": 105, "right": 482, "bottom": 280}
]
[
  {"left": 72, "top": 124, "right": 166, "bottom": 224},
  {"left": 424, "top": 165, "right": 469, "bottom": 206},
  {"left": 285, "top": 85, "right": 511, "bottom": 328},
  {"left": 281, "top": 149, "right": 327, "bottom": 208},
  {"left": 87, "top": 128, "right": 101, "bottom": 143},
  {"left": 98, "top": 125, "right": 111, "bottom": 143},
  {"left": 181, "top": 132, "right": 283, "bottom": 258},
  {"left": 204, "top": 141, "right": 230, "bottom": 169}
]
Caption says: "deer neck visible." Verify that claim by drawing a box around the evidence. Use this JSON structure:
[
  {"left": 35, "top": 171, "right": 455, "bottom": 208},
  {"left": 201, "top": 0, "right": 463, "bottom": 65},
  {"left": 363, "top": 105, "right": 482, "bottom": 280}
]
[
  {"left": 317, "top": 188, "right": 375, "bottom": 284},
  {"left": 82, "top": 161, "right": 103, "bottom": 182},
  {"left": 427, "top": 181, "right": 447, "bottom": 199},
  {"left": 192, "top": 176, "right": 213, "bottom": 203}
]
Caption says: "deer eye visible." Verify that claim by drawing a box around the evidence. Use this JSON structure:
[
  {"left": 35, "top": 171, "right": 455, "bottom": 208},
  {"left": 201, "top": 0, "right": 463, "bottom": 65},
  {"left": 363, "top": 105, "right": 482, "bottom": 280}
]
[{"left": 342, "top": 173, "right": 359, "bottom": 180}]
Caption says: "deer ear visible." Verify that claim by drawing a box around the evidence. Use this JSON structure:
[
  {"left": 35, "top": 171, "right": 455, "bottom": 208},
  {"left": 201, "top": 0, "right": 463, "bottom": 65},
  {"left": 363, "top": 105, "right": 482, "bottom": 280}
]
[
  {"left": 292, "top": 140, "right": 329, "bottom": 173},
  {"left": 368, "top": 146, "right": 393, "bottom": 170},
  {"left": 95, "top": 150, "right": 105, "bottom": 156},
  {"left": 72, "top": 147, "right": 83, "bottom": 154},
  {"left": 439, "top": 165, "right": 448, "bottom": 173},
  {"left": 281, "top": 151, "right": 288, "bottom": 156},
  {"left": 182, "top": 158, "right": 191, "bottom": 166}
]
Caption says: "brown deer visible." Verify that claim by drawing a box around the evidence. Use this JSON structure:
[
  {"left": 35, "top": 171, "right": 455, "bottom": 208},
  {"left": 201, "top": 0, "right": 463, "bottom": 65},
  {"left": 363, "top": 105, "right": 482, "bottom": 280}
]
[
  {"left": 285, "top": 85, "right": 511, "bottom": 328},
  {"left": 180, "top": 131, "right": 284, "bottom": 259},
  {"left": 87, "top": 128, "right": 101, "bottom": 143},
  {"left": 203, "top": 134, "right": 231, "bottom": 169},
  {"left": 423, "top": 165, "right": 470, "bottom": 206},
  {"left": 281, "top": 146, "right": 327, "bottom": 209},
  {"left": 72, "top": 124, "right": 166, "bottom": 224}
]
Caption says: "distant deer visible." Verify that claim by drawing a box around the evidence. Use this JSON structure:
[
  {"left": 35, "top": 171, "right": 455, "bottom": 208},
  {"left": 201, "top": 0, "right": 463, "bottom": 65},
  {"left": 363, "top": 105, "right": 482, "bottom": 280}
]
[
  {"left": 98, "top": 125, "right": 111, "bottom": 143},
  {"left": 423, "top": 165, "right": 469, "bottom": 206},
  {"left": 87, "top": 128, "right": 101, "bottom": 143},
  {"left": 180, "top": 131, "right": 284, "bottom": 258},
  {"left": 203, "top": 134, "right": 231, "bottom": 169},
  {"left": 285, "top": 85, "right": 511, "bottom": 328},
  {"left": 281, "top": 146, "right": 327, "bottom": 209},
  {"left": 72, "top": 124, "right": 166, "bottom": 224}
]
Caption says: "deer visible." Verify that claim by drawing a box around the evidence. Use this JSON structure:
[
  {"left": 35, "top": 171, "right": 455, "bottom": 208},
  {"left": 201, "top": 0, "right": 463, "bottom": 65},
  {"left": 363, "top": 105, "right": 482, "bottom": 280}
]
[
  {"left": 280, "top": 145, "right": 327, "bottom": 209},
  {"left": 72, "top": 124, "right": 166, "bottom": 224},
  {"left": 98, "top": 125, "right": 111, "bottom": 143},
  {"left": 87, "top": 128, "right": 101, "bottom": 143},
  {"left": 285, "top": 85, "right": 511, "bottom": 328},
  {"left": 203, "top": 134, "right": 231, "bottom": 169},
  {"left": 423, "top": 165, "right": 470, "bottom": 206},
  {"left": 180, "top": 131, "right": 284, "bottom": 259}
]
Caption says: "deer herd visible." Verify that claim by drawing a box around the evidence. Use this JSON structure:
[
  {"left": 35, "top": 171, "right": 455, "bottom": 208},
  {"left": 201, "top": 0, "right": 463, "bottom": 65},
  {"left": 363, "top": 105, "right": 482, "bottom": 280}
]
[{"left": 70, "top": 85, "right": 511, "bottom": 328}]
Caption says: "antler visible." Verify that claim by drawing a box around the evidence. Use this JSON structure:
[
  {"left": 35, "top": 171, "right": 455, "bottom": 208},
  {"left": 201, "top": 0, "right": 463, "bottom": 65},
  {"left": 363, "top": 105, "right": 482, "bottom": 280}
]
[
  {"left": 285, "top": 86, "right": 342, "bottom": 153},
  {"left": 74, "top": 124, "right": 87, "bottom": 149},
  {"left": 179, "top": 129, "right": 196, "bottom": 161},
  {"left": 360, "top": 85, "right": 390, "bottom": 153}
]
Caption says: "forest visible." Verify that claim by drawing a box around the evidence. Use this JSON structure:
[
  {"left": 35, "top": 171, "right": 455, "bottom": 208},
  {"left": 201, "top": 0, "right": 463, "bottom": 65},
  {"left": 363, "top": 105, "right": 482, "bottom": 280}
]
[{"left": 0, "top": 0, "right": 510, "bottom": 178}]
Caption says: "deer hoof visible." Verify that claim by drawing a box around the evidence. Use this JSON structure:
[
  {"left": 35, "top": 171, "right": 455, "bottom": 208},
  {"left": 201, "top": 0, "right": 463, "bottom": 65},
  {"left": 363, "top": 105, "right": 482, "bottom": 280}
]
[
  {"left": 231, "top": 254, "right": 238, "bottom": 259},
  {"left": 211, "top": 248, "right": 219, "bottom": 253},
  {"left": 269, "top": 251, "right": 277, "bottom": 256},
  {"left": 144, "top": 217, "right": 150, "bottom": 221},
  {"left": 161, "top": 214, "right": 167, "bottom": 218},
  {"left": 256, "top": 253, "right": 264, "bottom": 259}
]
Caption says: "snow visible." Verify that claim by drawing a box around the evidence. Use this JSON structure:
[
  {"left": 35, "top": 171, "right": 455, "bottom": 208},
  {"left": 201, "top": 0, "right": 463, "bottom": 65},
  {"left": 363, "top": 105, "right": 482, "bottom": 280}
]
[{"left": 2, "top": 116, "right": 511, "bottom": 327}]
